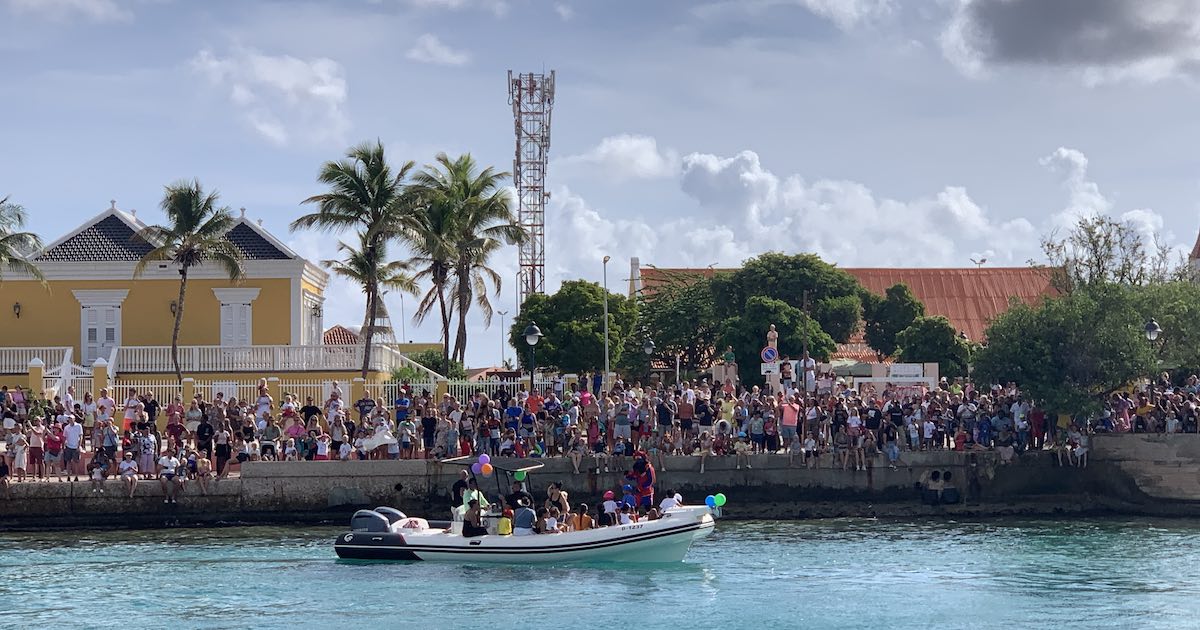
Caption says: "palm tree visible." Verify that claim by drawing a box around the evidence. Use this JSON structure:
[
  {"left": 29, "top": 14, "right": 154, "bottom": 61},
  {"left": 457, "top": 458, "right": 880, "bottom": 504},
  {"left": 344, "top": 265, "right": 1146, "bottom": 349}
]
[
  {"left": 0, "top": 196, "right": 45, "bottom": 282},
  {"left": 323, "top": 234, "right": 418, "bottom": 337},
  {"left": 292, "top": 140, "right": 415, "bottom": 379},
  {"left": 407, "top": 153, "right": 525, "bottom": 365},
  {"left": 134, "top": 181, "right": 244, "bottom": 383},
  {"left": 400, "top": 200, "right": 457, "bottom": 375}
]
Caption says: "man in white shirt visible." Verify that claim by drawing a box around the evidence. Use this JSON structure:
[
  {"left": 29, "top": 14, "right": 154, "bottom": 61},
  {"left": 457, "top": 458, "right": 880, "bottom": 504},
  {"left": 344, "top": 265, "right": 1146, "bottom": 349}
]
[
  {"left": 158, "top": 453, "right": 182, "bottom": 504},
  {"left": 659, "top": 489, "right": 684, "bottom": 511},
  {"left": 97, "top": 389, "right": 116, "bottom": 425},
  {"left": 63, "top": 414, "right": 84, "bottom": 481}
]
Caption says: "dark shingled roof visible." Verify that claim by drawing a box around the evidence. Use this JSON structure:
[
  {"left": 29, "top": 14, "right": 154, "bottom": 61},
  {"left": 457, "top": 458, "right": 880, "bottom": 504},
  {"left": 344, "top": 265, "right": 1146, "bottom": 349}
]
[
  {"left": 35, "top": 214, "right": 154, "bottom": 262},
  {"left": 226, "top": 222, "right": 291, "bottom": 260},
  {"left": 36, "top": 214, "right": 294, "bottom": 263}
]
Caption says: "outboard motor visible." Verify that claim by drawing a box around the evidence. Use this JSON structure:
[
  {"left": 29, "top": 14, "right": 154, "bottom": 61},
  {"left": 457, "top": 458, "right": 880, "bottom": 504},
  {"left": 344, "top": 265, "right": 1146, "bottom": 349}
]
[
  {"left": 351, "top": 509, "right": 391, "bottom": 533},
  {"left": 374, "top": 507, "right": 408, "bottom": 523}
]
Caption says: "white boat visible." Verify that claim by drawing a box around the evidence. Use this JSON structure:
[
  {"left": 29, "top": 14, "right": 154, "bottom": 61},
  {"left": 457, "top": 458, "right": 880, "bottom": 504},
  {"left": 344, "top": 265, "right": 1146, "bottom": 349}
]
[{"left": 333, "top": 505, "right": 716, "bottom": 563}]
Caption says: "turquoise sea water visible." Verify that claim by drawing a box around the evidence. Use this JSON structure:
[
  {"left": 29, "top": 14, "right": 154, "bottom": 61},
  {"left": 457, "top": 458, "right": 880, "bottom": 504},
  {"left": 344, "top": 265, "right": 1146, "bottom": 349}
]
[{"left": 0, "top": 518, "right": 1197, "bottom": 629}]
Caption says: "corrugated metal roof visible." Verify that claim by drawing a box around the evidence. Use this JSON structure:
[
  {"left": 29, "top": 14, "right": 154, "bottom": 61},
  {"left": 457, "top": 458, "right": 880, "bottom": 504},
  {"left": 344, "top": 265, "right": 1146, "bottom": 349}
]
[
  {"left": 323, "top": 325, "right": 359, "bottom": 346},
  {"left": 640, "top": 265, "right": 1057, "bottom": 342}
]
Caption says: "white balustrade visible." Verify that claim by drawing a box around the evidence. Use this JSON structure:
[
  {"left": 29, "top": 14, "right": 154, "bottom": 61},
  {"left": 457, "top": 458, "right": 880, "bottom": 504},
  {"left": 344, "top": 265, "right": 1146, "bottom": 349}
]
[{"left": 0, "top": 347, "right": 70, "bottom": 374}]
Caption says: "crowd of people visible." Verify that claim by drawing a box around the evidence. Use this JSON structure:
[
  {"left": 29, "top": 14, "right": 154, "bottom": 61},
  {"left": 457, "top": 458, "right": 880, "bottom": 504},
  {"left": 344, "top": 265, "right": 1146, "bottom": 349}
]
[{"left": 2, "top": 367, "right": 1196, "bottom": 500}]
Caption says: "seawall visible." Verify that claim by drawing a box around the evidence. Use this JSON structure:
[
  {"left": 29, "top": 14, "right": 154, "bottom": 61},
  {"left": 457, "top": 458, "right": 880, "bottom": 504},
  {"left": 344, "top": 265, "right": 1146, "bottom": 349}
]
[{"left": 1, "top": 435, "right": 1198, "bottom": 530}]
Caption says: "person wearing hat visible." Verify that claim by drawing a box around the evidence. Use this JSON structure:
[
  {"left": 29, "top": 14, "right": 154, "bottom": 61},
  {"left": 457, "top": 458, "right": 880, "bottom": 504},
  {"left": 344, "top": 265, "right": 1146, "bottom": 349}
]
[
  {"left": 118, "top": 451, "right": 139, "bottom": 498},
  {"left": 600, "top": 489, "right": 619, "bottom": 526}
]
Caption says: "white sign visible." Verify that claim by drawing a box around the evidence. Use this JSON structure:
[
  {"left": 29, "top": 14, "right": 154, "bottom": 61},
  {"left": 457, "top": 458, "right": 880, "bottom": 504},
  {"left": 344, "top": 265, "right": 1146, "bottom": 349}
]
[
  {"left": 887, "top": 363, "right": 924, "bottom": 379},
  {"left": 761, "top": 362, "right": 778, "bottom": 375}
]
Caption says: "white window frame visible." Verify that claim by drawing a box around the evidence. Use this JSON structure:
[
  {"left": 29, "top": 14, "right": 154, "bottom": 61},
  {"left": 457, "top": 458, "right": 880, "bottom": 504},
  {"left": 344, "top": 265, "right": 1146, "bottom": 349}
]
[
  {"left": 73, "top": 289, "right": 129, "bottom": 364},
  {"left": 213, "top": 288, "right": 261, "bottom": 347}
]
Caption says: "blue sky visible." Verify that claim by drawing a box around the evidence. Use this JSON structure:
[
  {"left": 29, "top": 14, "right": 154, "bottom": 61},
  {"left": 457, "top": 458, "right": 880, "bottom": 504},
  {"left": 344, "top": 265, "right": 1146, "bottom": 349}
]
[{"left": 4, "top": 0, "right": 1200, "bottom": 367}]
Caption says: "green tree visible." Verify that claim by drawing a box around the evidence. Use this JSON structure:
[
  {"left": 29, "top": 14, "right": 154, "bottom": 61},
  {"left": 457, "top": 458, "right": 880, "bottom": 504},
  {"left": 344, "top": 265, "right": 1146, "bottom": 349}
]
[
  {"left": 864, "top": 283, "right": 925, "bottom": 357},
  {"left": 395, "top": 347, "right": 466, "bottom": 380},
  {"left": 1040, "top": 214, "right": 1190, "bottom": 292},
  {"left": 717, "top": 296, "right": 835, "bottom": 386},
  {"left": 1131, "top": 281, "right": 1200, "bottom": 373},
  {"left": 0, "top": 196, "right": 44, "bottom": 282},
  {"left": 973, "top": 287, "right": 1152, "bottom": 416},
  {"left": 895, "top": 315, "right": 972, "bottom": 378},
  {"left": 135, "top": 180, "right": 244, "bottom": 382},
  {"left": 710, "top": 252, "right": 865, "bottom": 343},
  {"left": 634, "top": 276, "right": 720, "bottom": 375},
  {"left": 409, "top": 153, "right": 525, "bottom": 365},
  {"left": 292, "top": 140, "right": 416, "bottom": 379},
  {"left": 509, "top": 280, "right": 637, "bottom": 374}
]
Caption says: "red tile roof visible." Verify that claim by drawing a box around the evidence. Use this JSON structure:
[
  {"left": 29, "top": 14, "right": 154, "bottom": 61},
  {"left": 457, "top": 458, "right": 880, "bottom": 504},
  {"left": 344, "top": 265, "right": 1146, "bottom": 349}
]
[
  {"left": 640, "top": 266, "right": 1058, "bottom": 342},
  {"left": 323, "top": 325, "right": 359, "bottom": 346}
]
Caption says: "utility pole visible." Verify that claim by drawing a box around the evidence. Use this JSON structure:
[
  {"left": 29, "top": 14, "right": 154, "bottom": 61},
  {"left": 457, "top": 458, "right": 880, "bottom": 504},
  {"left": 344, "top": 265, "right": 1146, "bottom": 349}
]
[{"left": 497, "top": 310, "right": 509, "bottom": 366}]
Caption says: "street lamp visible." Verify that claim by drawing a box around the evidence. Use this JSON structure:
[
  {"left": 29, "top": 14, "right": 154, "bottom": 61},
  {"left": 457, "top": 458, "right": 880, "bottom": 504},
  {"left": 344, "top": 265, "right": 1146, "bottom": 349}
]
[
  {"left": 603, "top": 255, "right": 611, "bottom": 392},
  {"left": 1145, "top": 319, "right": 1162, "bottom": 342},
  {"left": 643, "top": 338, "right": 655, "bottom": 382},
  {"left": 497, "top": 310, "right": 509, "bottom": 366},
  {"left": 524, "top": 321, "right": 542, "bottom": 395}
]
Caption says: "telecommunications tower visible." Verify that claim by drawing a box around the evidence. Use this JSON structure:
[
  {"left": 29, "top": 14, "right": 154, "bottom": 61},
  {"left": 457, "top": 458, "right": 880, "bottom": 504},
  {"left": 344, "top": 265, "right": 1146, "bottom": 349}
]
[{"left": 508, "top": 70, "right": 555, "bottom": 311}]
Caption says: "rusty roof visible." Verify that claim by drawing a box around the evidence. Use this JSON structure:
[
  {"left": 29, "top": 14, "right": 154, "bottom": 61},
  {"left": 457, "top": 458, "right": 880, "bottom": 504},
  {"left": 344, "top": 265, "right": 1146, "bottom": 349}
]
[
  {"left": 640, "top": 265, "right": 1057, "bottom": 342},
  {"left": 323, "top": 325, "right": 359, "bottom": 346}
]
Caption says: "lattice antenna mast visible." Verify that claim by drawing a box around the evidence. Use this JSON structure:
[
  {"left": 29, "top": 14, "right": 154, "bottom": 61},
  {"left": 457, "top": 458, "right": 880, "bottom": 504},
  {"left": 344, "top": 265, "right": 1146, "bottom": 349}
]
[{"left": 508, "top": 69, "right": 555, "bottom": 312}]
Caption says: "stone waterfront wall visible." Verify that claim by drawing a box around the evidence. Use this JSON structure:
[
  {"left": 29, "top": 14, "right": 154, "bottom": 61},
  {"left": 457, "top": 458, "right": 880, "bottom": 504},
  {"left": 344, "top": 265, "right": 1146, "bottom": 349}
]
[{"left": 1, "top": 438, "right": 1198, "bottom": 529}]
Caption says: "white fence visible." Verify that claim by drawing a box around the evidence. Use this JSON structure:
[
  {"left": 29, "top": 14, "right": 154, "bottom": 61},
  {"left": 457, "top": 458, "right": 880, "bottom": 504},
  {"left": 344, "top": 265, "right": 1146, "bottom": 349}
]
[
  {"left": 112, "top": 379, "right": 183, "bottom": 403},
  {"left": 115, "top": 343, "right": 432, "bottom": 375},
  {"left": 364, "top": 380, "right": 438, "bottom": 403},
  {"left": 0, "top": 347, "right": 70, "bottom": 375}
]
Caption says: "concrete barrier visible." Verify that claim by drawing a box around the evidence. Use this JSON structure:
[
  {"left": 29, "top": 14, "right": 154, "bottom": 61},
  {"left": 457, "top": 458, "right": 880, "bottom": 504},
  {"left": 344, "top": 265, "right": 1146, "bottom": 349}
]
[{"left": 0, "top": 443, "right": 1193, "bottom": 529}]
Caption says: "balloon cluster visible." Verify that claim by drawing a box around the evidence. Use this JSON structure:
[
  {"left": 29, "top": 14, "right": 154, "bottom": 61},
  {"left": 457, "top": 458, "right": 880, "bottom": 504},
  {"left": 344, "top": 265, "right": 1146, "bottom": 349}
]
[
  {"left": 704, "top": 493, "right": 728, "bottom": 509},
  {"left": 471, "top": 454, "right": 494, "bottom": 477}
]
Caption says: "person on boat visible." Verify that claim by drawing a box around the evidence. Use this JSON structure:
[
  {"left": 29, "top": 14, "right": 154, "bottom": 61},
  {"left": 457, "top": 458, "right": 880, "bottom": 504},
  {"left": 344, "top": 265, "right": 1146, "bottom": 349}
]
[
  {"left": 533, "top": 507, "right": 553, "bottom": 534},
  {"left": 659, "top": 489, "right": 683, "bottom": 511},
  {"left": 569, "top": 503, "right": 594, "bottom": 531},
  {"left": 462, "top": 478, "right": 490, "bottom": 510},
  {"left": 462, "top": 499, "right": 489, "bottom": 538},
  {"left": 545, "top": 482, "right": 570, "bottom": 515},
  {"left": 497, "top": 508, "right": 514, "bottom": 535},
  {"left": 450, "top": 470, "right": 470, "bottom": 510},
  {"left": 600, "top": 490, "right": 619, "bottom": 526},
  {"left": 506, "top": 480, "right": 533, "bottom": 512},
  {"left": 512, "top": 503, "right": 537, "bottom": 536},
  {"left": 625, "top": 457, "right": 656, "bottom": 509}
]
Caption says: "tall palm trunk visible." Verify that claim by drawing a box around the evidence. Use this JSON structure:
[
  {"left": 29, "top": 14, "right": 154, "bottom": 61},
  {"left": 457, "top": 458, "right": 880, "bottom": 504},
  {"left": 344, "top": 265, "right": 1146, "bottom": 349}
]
[
  {"left": 360, "top": 283, "right": 376, "bottom": 380},
  {"left": 171, "top": 267, "right": 189, "bottom": 383},
  {"left": 452, "top": 261, "right": 470, "bottom": 364},
  {"left": 435, "top": 278, "right": 451, "bottom": 376}
]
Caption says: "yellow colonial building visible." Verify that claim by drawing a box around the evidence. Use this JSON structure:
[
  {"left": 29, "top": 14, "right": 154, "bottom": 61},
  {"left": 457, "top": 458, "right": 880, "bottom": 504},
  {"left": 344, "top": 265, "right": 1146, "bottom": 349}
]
[{"left": 0, "top": 202, "right": 441, "bottom": 399}]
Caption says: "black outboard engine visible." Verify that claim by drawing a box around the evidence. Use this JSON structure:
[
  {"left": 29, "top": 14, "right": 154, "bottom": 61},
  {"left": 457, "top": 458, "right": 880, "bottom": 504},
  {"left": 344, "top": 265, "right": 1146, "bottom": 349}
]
[
  {"left": 374, "top": 507, "right": 408, "bottom": 524},
  {"left": 351, "top": 509, "right": 391, "bottom": 532}
]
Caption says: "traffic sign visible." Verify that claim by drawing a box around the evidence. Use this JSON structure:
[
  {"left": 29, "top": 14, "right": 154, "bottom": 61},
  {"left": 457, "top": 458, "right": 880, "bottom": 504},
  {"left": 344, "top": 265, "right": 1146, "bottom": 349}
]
[{"left": 760, "top": 346, "right": 778, "bottom": 363}]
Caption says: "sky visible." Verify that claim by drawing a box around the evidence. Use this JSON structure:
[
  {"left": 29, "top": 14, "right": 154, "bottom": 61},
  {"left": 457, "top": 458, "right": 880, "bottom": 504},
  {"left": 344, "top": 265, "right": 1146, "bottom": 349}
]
[{"left": 4, "top": 0, "right": 1200, "bottom": 369}]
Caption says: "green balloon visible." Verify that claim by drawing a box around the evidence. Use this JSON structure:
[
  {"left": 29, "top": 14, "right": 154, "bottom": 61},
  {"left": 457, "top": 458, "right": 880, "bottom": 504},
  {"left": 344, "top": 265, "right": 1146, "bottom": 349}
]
[
  {"left": 514, "top": 470, "right": 527, "bottom": 481},
  {"left": 714, "top": 493, "right": 727, "bottom": 507}
]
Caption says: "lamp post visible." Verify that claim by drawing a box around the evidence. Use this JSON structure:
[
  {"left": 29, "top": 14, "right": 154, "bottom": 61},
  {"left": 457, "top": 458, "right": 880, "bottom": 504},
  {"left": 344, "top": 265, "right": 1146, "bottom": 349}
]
[
  {"left": 1145, "top": 318, "right": 1162, "bottom": 392},
  {"left": 643, "top": 338, "right": 655, "bottom": 384},
  {"left": 498, "top": 310, "right": 509, "bottom": 366},
  {"left": 602, "top": 255, "right": 611, "bottom": 392},
  {"left": 524, "top": 321, "right": 543, "bottom": 395}
]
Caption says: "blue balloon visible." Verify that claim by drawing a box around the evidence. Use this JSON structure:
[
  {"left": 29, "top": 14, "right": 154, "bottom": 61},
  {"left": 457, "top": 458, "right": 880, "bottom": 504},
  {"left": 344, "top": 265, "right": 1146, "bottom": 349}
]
[{"left": 705, "top": 495, "right": 717, "bottom": 508}]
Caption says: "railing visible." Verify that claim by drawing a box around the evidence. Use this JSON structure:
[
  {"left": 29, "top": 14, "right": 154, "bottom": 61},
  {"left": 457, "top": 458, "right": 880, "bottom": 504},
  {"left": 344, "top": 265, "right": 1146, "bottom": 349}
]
[
  {"left": 115, "top": 344, "right": 425, "bottom": 374},
  {"left": 446, "top": 377, "right": 554, "bottom": 402},
  {"left": 0, "top": 347, "right": 70, "bottom": 374},
  {"left": 112, "top": 379, "right": 182, "bottom": 405},
  {"left": 364, "top": 380, "right": 439, "bottom": 403},
  {"left": 107, "top": 346, "right": 120, "bottom": 378}
]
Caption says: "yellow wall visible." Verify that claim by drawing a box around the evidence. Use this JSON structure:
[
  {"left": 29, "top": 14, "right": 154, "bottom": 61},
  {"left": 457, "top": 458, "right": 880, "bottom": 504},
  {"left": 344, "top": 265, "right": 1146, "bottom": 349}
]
[
  {"left": 0, "top": 278, "right": 293, "bottom": 355},
  {"left": 396, "top": 342, "right": 441, "bottom": 354}
]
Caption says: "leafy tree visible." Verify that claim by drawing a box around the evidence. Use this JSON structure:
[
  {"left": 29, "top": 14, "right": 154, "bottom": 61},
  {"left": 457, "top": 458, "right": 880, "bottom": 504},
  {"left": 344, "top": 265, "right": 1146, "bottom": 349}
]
[
  {"left": 293, "top": 140, "right": 415, "bottom": 378},
  {"left": 1131, "top": 281, "right": 1200, "bottom": 373},
  {"left": 717, "top": 296, "right": 835, "bottom": 386},
  {"left": 1040, "top": 214, "right": 1190, "bottom": 292},
  {"left": 895, "top": 315, "right": 972, "bottom": 378},
  {"left": 710, "top": 252, "right": 865, "bottom": 343},
  {"left": 394, "top": 347, "right": 466, "bottom": 380},
  {"left": 973, "top": 287, "right": 1153, "bottom": 416},
  {"left": 864, "top": 283, "right": 924, "bottom": 357},
  {"left": 135, "top": 180, "right": 244, "bottom": 382},
  {"left": 0, "top": 196, "right": 44, "bottom": 282},
  {"left": 634, "top": 276, "right": 720, "bottom": 375},
  {"left": 409, "top": 153, "right": 525, "bottom": 365},
  {"left": 510, "top": 280, "right": 637, "bottom": 374}
]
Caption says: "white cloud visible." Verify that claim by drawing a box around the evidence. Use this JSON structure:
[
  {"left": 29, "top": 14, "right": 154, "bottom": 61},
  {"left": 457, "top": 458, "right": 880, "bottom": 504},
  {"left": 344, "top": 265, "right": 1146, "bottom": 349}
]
[
  {"left": 403, "top": 0, "right": 508, "bottom": 17},
  {"left": 190, "top": 47, "right": 350, "bottom": 147},
  {"left": 406, "top": 34, "right": 470, "bottom": 66},
  {"left": 553, "top": 2, "right": 573, "bottom": 21},
  {"left": 559, "top": 134, "right": 680, "bottom": 181},
  {"left": 1039, "top": 146, "right": 1114, "bottom": 229},
  {"left": 793, "top": 0, "right": 893, "bottom": 30},
  {"left": 4, "top": 0, "right": 130, "bottom": 22}
]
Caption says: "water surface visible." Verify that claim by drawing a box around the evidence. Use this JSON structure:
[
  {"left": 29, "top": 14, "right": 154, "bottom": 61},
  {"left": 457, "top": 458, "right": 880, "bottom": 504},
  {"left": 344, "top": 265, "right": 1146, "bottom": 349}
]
[{"left": 0, "top": 518, "right": 1194, "bottom": 628}]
